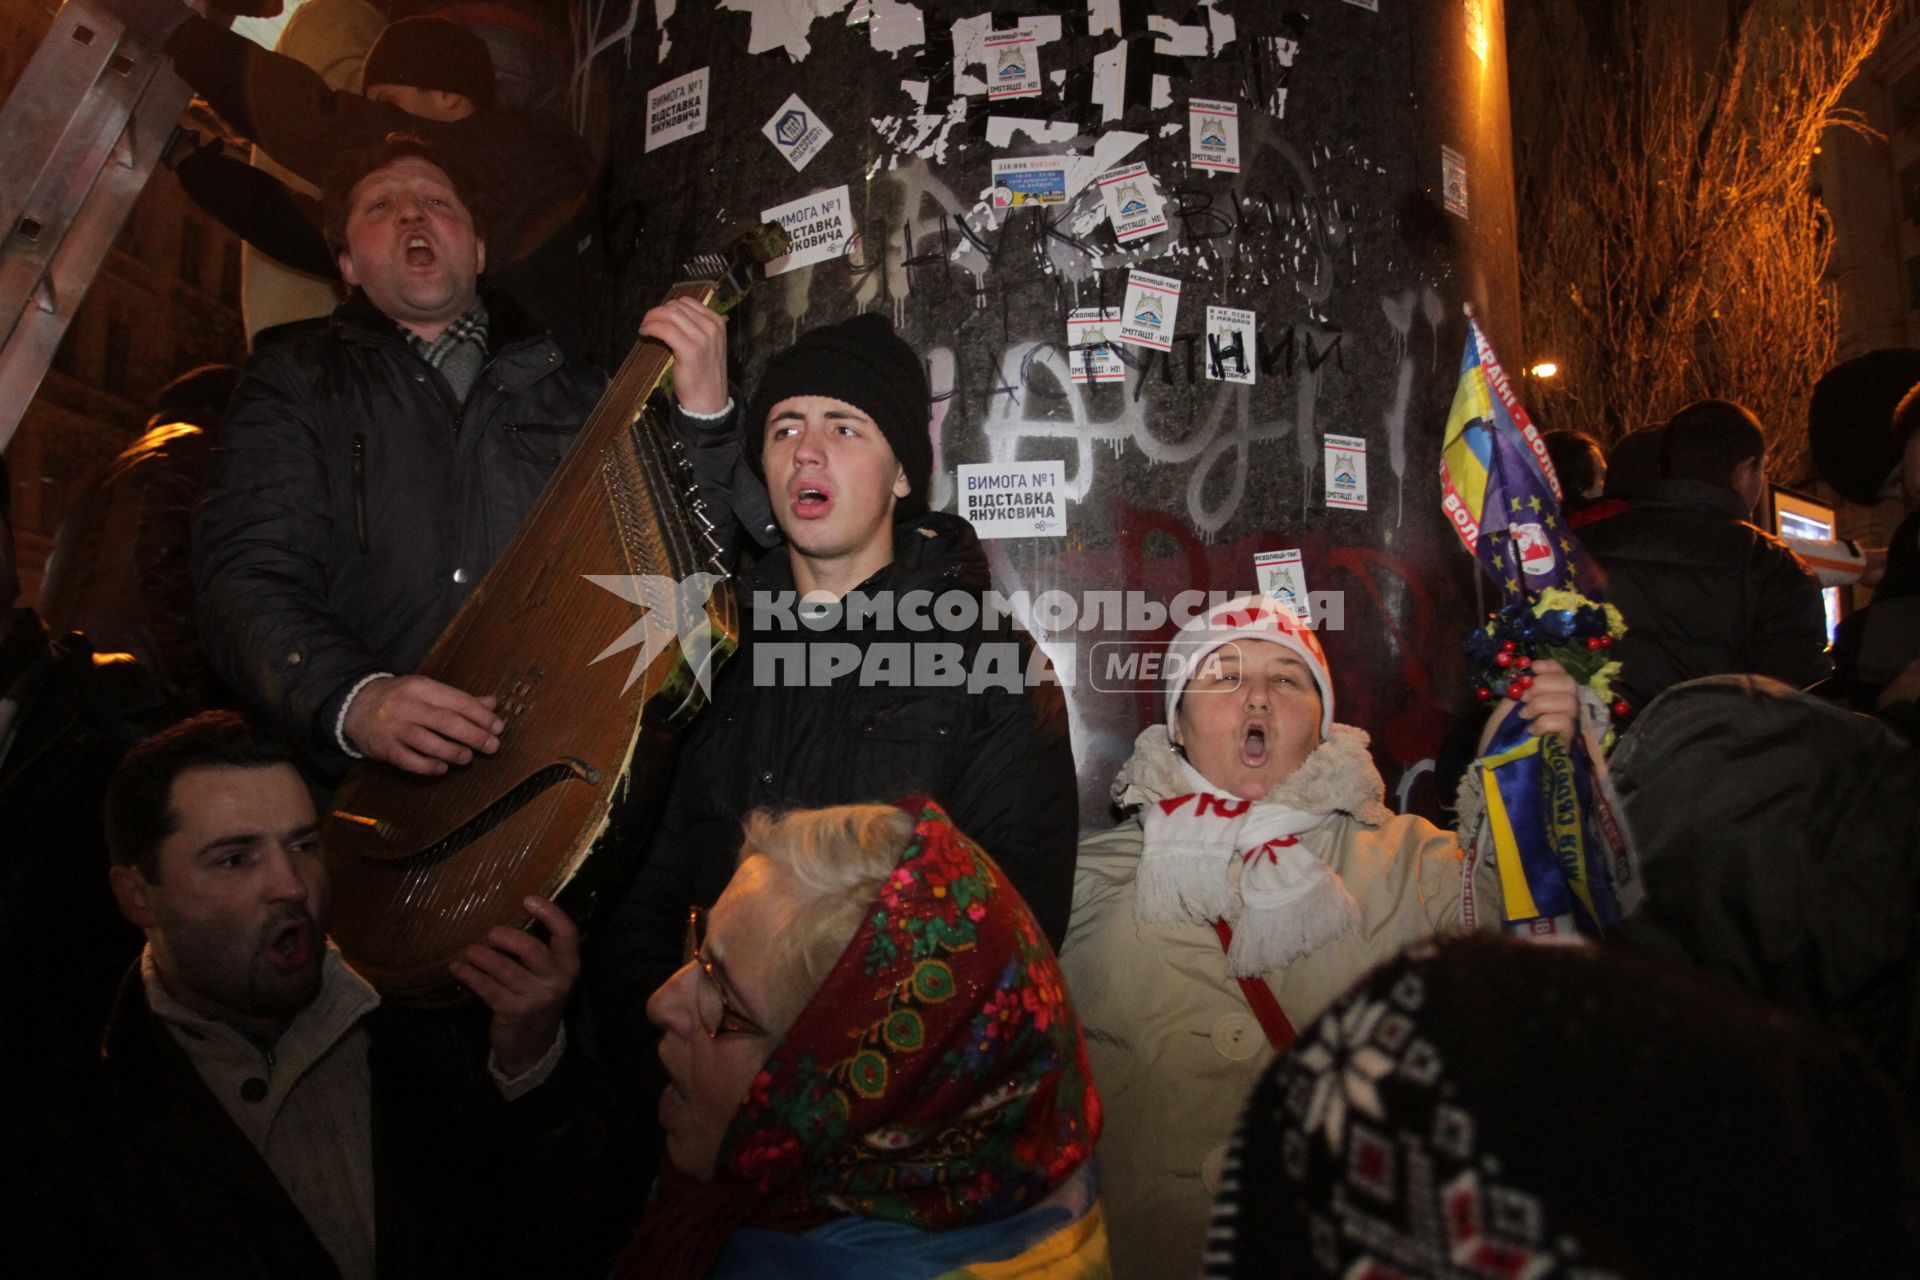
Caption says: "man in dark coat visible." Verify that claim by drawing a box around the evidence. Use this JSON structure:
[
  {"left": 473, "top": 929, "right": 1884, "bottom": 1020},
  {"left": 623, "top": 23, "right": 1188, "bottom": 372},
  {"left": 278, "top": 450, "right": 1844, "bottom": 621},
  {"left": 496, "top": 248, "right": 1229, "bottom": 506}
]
[
  {"left": 1581, "top": 399, "right": 1828, "bottom": 709},
  {"left": 7, "top": 711, "right": 599, "bottom": 1279},
  {"left": 191, "top": 134, "right": 609, "bottom": 775},
  {"left": 587, "top": 314, "right": 1079, "bottom": 1074}
]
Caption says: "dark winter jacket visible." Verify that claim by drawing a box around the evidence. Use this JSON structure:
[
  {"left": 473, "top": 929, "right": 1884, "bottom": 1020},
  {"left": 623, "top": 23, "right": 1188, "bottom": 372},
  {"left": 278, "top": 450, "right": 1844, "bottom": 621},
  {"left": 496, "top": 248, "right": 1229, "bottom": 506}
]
[
  {"left": 7, "top": 969, "right": 614, "bottom": 1280},
  {"left": 1581, "top": 478, "right": 1830, "bottom": 707},
  {"left": 586, "top": 512, "right": 1079, "bottom": 1055},
  {"left": 1611, "top": 675, "right": 1920, "bottom": 1098},
  {"left": 191, "top": 290, "right": 607, "bottom": 770}
]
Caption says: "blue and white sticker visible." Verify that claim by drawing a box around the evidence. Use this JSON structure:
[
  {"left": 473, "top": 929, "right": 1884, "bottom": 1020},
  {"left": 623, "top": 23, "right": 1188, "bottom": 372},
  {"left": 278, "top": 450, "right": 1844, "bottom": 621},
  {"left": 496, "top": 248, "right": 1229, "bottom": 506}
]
[
  {"left": 1189, "top": 97, "right": 1241, "bottom": 173},
  {"left": 1067, "top": 308, "right": 1126, "bottom": 383},
  {"left": 984, "top": 27, "right": 1042, "bottom": 100},
  {"left": 991, "top": 155, "right": 1068, "bottom": 207},
  {"left": 1099, "top": 161, "right": 1167, "bottom": 243},
  {"left": 1119, "top": 270, "right": 1182, "bottom": 352},
  {"left": 762, "top": 92, "right": 833, "bottom": 172},
  {"left": 1254, "top": 548, "right": 1308, "bottom": 618},
  {"left": 1324, "top": 433, "right": 1370, "bottom": 511}
]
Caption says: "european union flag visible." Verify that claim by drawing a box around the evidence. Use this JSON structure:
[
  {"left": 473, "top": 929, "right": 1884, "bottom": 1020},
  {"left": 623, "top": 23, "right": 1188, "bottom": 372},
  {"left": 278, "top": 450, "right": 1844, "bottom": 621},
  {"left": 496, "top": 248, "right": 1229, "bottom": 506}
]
[{"left": 1440, "top": 316, "right": 1602, "bottom": 603}]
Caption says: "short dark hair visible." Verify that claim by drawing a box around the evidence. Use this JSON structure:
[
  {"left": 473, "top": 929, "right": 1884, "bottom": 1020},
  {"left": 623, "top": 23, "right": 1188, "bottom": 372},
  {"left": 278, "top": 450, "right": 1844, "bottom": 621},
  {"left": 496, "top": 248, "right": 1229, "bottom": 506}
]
[
  {"left": 1661, "top": 400, "right": 1766, "bottom": 486},
  {"left": 319, "top": 133, "right": 485, "bottom": 256},
  {"left": 1605, "top": 425, "right": 1665, "bottom": 499},
  {"left": 1543, "top": 429, "right": 1603, "bottom": 498},
  {"left": 105, "top": 712, "right": 299, "bottom": 882}
]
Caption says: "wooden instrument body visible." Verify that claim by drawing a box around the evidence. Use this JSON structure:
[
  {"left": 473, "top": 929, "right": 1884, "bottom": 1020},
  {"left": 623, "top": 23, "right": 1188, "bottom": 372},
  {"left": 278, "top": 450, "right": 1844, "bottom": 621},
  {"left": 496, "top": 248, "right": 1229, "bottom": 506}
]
[{"left": 324, "top": 267, "right": 750, "bottom": 1002}]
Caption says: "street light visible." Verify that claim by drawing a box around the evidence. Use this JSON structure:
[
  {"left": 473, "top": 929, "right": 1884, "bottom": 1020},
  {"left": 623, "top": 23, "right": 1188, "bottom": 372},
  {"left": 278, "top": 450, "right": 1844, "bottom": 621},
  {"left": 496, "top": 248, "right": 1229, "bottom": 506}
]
[{"left": 1528, "top": 360, "right": 1561, "bottom": 379}]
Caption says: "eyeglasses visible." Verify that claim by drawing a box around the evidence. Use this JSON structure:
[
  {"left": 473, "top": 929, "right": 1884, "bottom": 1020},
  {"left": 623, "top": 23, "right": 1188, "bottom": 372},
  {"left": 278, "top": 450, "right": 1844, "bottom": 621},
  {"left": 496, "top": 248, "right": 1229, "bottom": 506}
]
[{"left": 683, "top": 906, "right": 770, "bottom": 1040}]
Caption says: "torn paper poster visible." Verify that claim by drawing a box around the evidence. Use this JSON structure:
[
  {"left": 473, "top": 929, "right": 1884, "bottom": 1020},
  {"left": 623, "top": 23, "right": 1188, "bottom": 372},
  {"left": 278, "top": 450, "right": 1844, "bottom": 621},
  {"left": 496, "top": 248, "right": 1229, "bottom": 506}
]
[
  {"left": 645, "top": 67, "right": 709, "bottom": 151},
  {"left": 1098, "top": 161, "right": 1167, "bottom": 243},
  {"left": 1088, "top": 0, "right": 1121, "bottom": 37},
  {"left": 992, "top": 155, "right": 1068, "bottom": 207},
  {"left": 1442, "top": 145, "right": 1469, "bottom": 218},
  {"left": 1253, "top": 37, "right": 1298, "bottom": 117},
  {"left": 1119, "top": 270, "right": 1182, "bottom": 351},
  {"left": 1092, "top": 43, "right": 1125, "bottom": 123},
  {"left": 985, "top": 116, "right": 1077, "bottom": 147},
  {"left": 1254, "top": 549, "right": 1308, "bottom": 617},
  {"left": 959, "top": 462, "right": 1067, "bottom": 538},
  {"left": 761, "top": 184, "right": 855, "bottom": 275},
  {"left": 985, "top": 27, "right": 1043, "bottom": 100},
  {"left": 655, "top": 0, "right": 676, "bottom": 61},
  {"left": 850, "top": 0, "right": 924, "bottom": 54},
  {"left": 764, "top": 93, "right": 833, "bottom": 171},
  {"left": 1067, "top": 308, "right": 1126, "bottom": 383},
  {"left": 718, "top": 0, "right": 853, "bottom": 61},
  {"left": 953, "top": 14, "right": 1062, "bottom": 95},
  {"left": 1342, "top": 0, "right": 1379, "bottom": 9},
  {"left": 1201, "top": 0, "right": 1236, "bottom": 51},
  {"left": 1189, "top": 98, "right": 1240, "bottom": 172},
  {"left": 1149, "top": 15, "right": 1208, "bottom": 56},
  {"left": 1324, "top": 434, "right": 1370, "bottom": 510},
  {"left": 1205, "top": 306, "right": 1257, "bottom": 384}
]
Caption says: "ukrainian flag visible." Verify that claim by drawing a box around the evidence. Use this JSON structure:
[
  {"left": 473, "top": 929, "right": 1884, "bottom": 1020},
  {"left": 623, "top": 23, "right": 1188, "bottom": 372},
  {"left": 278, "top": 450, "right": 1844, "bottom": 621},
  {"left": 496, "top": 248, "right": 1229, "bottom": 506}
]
[{"left": 1440, "top": 317, "right": 1599, "bottom": 603}]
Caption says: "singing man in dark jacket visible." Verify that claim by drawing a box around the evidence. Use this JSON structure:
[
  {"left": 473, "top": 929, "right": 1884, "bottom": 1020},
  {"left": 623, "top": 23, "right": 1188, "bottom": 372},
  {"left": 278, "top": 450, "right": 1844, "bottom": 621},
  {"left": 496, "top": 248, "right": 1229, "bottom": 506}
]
[
  {"left": 1582, "top": 399, "right": 1829, "bottom": 708},
  {"left": 588, "top": 313, "right": 1079, "bottom": 1061},
  {"left": 8, "top": 712, "right": 596, "bottom": 1280},
  {"left": 191, "top": 135, "right": 728, "bottom": 776}
]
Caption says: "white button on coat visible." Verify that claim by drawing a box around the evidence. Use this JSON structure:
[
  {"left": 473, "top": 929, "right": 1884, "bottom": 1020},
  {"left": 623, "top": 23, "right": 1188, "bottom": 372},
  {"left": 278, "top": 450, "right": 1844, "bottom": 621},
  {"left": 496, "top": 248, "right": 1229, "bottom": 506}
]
[{"left": 1209, "top": 1012, "right": 1260, "bottom": 1061}]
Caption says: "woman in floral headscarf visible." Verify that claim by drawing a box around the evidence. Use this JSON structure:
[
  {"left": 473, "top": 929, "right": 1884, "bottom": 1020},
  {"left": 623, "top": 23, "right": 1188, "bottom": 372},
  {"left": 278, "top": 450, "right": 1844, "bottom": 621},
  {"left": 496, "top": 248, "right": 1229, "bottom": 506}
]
[
  {"left": 1060, "top": 594, "right": 1576, "bottom": 1278},
  {"left": 616, "top": 799, "right": 1105, "bottom": 1280}
]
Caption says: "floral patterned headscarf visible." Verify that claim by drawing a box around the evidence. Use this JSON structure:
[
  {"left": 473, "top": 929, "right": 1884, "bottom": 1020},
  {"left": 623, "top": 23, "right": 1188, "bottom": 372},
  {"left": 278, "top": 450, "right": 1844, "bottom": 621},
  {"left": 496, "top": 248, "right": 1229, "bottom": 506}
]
[{"left": 618, "top": 798, "right": 1101, "bottom": 1280}]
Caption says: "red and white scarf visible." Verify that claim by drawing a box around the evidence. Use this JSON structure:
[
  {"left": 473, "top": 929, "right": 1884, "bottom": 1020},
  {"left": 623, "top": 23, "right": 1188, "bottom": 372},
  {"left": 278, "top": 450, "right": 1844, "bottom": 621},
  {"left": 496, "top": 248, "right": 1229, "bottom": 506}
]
[{"left": 1130, "top": 737, "right": 1374, "bottom": 977}]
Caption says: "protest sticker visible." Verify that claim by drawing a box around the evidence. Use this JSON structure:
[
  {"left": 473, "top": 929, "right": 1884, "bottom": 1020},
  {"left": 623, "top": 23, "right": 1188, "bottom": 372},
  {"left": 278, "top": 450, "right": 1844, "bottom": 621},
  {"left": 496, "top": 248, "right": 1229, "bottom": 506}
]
[
  {"left": 985, "top": 27, "right": 1042, "bottom": 100},
  {"left": 646, "top": 67, "right": 709, "bottom": 152},
  {"left": 991, "top": 155, "right": 1068, "bottom": 207},
  {"left": 1324, "top": 433, "right": 1370, "bottom": 510},
  {"left": 1204, "top": 305, "right": 1257, "bottom": 384},
  {"left": 1254, "top": 549, "right": 1308, "bottom": 617},
  {"left": 1098, "top": 161, "right": 1167, "bottom": 243},
  {"left": 1067, "top": 308, "right": 1125, "bottom": 383},
  {"left": 1119, "top": 270, "right": 1181, "bottom": 351},
  {"left": 1442, "top": 145, "right": 1469, "bottom": 218},
  {"left": 1189, "top": 98, "right": 1241, "bottom": 172},
  {"left": 762, "top": 92, "right": 833, "bottom": 172},
  {"left": 760, "top": 185, "right": 854, "bottom": 276},
  {"left": 958, "top": 462, "right": 1066, "bottom": 538}
]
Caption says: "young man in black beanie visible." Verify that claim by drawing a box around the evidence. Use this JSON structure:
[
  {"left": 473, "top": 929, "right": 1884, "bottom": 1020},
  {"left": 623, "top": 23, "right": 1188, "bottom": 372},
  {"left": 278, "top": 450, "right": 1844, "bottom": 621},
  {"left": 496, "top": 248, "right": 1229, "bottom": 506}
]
[{"left": 587, "top": 311, "right": 1079, "bottom": 1093}]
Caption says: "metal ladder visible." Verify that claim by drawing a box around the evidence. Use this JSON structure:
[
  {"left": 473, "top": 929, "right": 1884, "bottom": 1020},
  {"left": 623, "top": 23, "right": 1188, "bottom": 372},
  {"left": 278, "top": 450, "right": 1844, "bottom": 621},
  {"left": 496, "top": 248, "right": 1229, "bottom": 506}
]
[{"left": 0, "top": 2, "right": 204, "bottom": 450}]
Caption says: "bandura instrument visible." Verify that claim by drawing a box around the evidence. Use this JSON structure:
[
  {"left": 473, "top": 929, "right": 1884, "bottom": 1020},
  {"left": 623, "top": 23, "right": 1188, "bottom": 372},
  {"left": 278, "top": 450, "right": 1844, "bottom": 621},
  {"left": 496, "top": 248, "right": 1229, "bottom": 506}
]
[{"left": 322, "top": 223, "right": 788, "bottom": 1002}]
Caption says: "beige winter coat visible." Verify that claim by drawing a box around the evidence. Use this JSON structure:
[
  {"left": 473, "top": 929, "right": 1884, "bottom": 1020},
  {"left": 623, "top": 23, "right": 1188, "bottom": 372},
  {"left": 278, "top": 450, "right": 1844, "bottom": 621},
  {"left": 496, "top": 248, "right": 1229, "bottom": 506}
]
[{"left": 1061, "top": 724, "right": 1498, "bottom": 1279}]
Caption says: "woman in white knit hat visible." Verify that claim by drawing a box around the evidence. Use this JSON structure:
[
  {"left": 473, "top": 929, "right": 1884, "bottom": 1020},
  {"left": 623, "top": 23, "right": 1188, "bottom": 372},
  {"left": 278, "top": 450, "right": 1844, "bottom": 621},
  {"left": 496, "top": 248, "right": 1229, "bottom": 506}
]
[{"left": 1059, "top": 593, "right": 1576, "bottom": 1279}]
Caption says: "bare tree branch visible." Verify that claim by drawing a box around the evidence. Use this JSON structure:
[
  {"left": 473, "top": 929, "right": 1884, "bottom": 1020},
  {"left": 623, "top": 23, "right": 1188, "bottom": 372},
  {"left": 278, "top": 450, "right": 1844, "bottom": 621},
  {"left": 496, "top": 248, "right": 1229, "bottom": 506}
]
[{"left": 1513, "top": 0, "right": 1890, "bottom": 477}]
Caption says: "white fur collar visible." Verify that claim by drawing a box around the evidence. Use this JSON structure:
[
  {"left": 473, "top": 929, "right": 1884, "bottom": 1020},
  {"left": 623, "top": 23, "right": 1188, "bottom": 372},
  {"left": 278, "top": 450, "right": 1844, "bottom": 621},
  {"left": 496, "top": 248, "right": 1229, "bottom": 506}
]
[{"left": 1111, "top": 722, "right": 1394, "bottom": 827}]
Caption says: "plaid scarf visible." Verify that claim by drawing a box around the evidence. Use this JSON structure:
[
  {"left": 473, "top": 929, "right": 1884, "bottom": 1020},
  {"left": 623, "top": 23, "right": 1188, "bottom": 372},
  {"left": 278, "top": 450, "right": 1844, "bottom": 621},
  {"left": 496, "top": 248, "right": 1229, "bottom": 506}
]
[
  {"left": 407, "top": 301, "right": 488, "bottom": 402},
  {"left": 616, "top": 799, "right": 1102, "bottom": 1280}
]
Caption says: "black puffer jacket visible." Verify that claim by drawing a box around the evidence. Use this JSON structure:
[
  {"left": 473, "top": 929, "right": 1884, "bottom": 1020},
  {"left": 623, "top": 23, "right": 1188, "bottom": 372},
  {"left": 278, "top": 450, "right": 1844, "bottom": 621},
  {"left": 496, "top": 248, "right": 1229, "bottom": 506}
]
[
  {"left": 1581, "top": 479, "right": 1830, "bottom": 707},
  {"left": 1611, "top": 676, "right": 1920, "bottom": 1097},
  {"left": 192, "top": 291, "right": 607, "bottom": 769},
  {"left": 588, "top": 512, "right": 1079, "bottom": 1041}
]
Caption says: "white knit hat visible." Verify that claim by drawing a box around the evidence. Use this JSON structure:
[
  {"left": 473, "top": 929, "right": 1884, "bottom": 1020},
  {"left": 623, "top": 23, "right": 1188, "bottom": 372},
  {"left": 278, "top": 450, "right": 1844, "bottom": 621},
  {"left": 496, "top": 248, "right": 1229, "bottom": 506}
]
[{"left": 1163, "top": 594, "right": 1335, "bottom": 742}]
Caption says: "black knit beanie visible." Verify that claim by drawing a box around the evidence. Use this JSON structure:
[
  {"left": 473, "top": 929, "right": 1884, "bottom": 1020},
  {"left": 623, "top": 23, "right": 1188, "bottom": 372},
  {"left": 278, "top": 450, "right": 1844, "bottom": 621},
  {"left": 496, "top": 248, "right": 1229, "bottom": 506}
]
[
  {"left": 364, "top": 17, "right": 498, "bottom": 112},
  {"left": 745, "top": 312, "right": 932, "bottom": 520}
]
